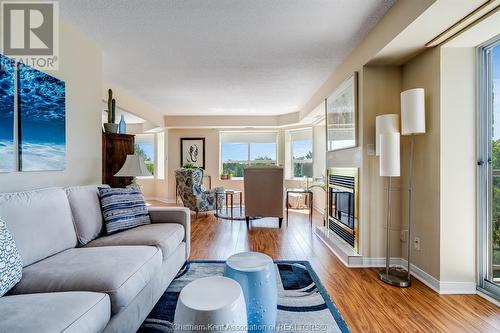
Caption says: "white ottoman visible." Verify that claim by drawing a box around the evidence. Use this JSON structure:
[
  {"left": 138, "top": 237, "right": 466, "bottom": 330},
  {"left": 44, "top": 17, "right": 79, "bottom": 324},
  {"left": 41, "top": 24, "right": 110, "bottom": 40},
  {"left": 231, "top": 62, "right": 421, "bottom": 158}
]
[{"left": 174, "top": 276, "right": 248, "bottom": 333}]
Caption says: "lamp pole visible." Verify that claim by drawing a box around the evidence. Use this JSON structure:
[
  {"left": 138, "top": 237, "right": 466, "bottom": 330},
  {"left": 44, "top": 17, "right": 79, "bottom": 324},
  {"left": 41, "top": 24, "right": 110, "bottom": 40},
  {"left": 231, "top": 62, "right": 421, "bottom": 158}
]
[{"left": 407, "top": 134, "right": 415, "bottom": 280}]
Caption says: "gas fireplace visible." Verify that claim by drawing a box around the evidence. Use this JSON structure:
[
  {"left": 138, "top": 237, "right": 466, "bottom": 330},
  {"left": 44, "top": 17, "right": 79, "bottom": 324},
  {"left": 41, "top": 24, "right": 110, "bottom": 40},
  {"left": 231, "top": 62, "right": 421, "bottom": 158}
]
[{"left": 327, "top": 168, "right": 359, "bottom": 250}]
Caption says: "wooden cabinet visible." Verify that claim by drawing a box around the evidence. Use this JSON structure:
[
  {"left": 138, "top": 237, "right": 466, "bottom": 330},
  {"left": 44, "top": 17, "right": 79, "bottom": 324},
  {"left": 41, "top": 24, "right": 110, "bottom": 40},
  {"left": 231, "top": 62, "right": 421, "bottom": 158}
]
[{"left": 102, "top": 133, "right": 135, "bottom": 187}]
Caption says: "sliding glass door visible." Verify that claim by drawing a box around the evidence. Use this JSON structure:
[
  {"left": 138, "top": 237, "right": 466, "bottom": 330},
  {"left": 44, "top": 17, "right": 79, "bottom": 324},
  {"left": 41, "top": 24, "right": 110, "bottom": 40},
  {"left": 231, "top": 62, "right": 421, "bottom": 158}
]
[{"left": 477, "top": 37, "right": 500, "bottom": 300}]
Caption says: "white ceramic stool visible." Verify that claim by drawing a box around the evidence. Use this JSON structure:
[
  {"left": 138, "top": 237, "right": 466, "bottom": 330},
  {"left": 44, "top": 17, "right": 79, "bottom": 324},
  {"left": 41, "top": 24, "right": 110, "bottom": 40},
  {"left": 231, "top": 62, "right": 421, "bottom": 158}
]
[
  {"left": 174, "top": 276, "right": 248, "bottom": 333},
  {"left": 224, "top": 252, "right": 277, "bottom": 332}
]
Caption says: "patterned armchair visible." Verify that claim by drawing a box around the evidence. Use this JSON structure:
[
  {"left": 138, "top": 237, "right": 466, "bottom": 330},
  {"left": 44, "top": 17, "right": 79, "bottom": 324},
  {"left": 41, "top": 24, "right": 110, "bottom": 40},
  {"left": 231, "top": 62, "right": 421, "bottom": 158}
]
[{"left": 175, "top": 168, "right": 224, "bottom": 217}]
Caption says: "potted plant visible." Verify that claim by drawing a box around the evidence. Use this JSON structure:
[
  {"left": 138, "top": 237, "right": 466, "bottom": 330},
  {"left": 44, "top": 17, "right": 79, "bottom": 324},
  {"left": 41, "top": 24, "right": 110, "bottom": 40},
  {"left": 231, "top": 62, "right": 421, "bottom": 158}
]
[
  {"left": 308, "top": 176, "right": 327, "bottom": 224},
  {"left": 183, "top": 162, "right": 195, "bottom": 169},
  {"left": 103, "top": 89, "right": 118, "bottom": 133},
  {"left": 227, "top": 171, "right": 233, "bottom": 180}
]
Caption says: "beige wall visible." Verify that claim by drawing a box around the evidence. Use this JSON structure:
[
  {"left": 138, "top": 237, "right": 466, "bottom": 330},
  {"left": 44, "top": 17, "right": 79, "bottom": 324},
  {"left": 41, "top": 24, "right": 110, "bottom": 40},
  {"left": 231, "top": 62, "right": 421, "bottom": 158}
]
[
  {"left": 0, "top": 20, "right": 102, "bottom": 192},
  {"left": 167, "top": 129, "right": 245, "bottom": 200},
  {"left": 401, "top": 47, "right": 441, "bottom": 279},
  {"left": 439, "top": 47, "right": 476, "bottom": 283},
  {"left": 166, "top": 126, "right": 326, "bottom": 211},
  {"left": 312, "top": 121, "right": 327, "bottom": 212},
  {"left": 361, "top": 66, "right": 403, "bottom": 258}
]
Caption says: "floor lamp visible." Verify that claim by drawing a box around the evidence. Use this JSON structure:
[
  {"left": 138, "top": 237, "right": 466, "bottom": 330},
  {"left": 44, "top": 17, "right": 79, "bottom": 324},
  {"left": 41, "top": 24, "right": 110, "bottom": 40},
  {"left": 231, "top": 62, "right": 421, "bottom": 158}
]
[
  {"left": 378, "top": 132, "right": 407, "bottom": 287},
  {"left": 401, "top": 88, "right": 426, "bottom": 284}
]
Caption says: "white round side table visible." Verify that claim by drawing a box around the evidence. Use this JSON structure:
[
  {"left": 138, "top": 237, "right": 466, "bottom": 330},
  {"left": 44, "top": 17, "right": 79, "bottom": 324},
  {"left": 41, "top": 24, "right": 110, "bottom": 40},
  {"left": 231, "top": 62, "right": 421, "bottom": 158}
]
[{"left": 174, "top": 276, "right": 248, "bottom": 333}]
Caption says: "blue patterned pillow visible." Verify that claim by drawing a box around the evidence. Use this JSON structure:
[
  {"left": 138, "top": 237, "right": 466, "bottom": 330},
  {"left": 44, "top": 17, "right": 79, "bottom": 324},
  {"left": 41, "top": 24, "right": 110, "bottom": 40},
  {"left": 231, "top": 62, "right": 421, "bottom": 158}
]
[
  {"left": 98, "top": 187, "right": 151, "bottom": 234},
  {"left": 0, "top": 218, "right": 23, "bottom": 297}
]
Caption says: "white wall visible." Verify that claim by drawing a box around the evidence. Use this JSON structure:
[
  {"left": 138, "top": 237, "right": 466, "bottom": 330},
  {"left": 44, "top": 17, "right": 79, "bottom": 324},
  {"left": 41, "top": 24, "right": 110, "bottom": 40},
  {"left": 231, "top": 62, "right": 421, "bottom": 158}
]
[
  {"left": 439, "top": 47, "right": 476, "bottom": 284},
  {"left": 0, "top": 20, "right": 102, "bottom": 192}
]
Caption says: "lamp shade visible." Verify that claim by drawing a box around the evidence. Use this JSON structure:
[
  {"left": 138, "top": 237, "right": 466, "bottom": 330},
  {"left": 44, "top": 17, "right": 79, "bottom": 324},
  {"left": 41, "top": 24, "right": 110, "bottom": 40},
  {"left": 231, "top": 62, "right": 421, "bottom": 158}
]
[
  {"left": 379, "top": 132, "right": 400, "bottom": 177},
  {"left": 375, "top": 114, "right": 399, "bottom": 156},
  {"left": 401, "top": 88, "right": 425, "bottom": 135},
  {"left": 115, "top": 154, "right": 152, "bottom": 177}
]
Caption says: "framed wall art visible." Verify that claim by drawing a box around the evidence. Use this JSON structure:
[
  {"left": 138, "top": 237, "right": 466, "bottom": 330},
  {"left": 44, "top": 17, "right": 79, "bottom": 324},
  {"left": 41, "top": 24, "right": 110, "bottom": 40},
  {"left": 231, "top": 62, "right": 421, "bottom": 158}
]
[
  {"left": 18, "top": 63, "right": 66, "bottom": 171},
  {"left": 0, "top": 54, "right": 15, "bottom": 172},
  {"left": 326, "top": 73, "right": 358, "bottom": 151},
  {"left": 180, "top": 137, "right": 205, "bottom": 169}
]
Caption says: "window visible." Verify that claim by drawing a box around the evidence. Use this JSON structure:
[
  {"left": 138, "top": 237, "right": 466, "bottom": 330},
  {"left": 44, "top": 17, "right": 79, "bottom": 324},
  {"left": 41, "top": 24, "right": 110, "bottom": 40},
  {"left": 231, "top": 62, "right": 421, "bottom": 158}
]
[
  {"left": 135, "top": 134, "right": 155, "bottom": 176},
  {"left": 220, "top": 132, "right": 277, "bottom": 178},
  {"left": 290, "top": 129, "right": 313, "bottom": 178},
  {"left": 478, "top": 37, "right": 500, "bottom": 300}
]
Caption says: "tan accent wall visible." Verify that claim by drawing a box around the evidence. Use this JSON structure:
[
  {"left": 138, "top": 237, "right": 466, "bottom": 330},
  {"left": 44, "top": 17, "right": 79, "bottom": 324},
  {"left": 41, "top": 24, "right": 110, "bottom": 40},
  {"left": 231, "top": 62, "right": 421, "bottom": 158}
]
[
  {"left": 0, "top": 20, "right": 102, "bottom": 192},
  {"left": 361, "top": 66, "right": 403, "bottom": 258},
  {"left": 401, "top": 47, "right": 442, "bottom": 280}
]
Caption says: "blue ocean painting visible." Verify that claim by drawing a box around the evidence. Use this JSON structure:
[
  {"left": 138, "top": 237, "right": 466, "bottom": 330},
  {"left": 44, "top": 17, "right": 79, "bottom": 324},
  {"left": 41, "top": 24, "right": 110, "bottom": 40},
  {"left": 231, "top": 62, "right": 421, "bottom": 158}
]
[
  {"left": 18, "top": 63, "right": 66, "bottom": 171},
  {"left": 0, "top": 54, "right": 15, "bottom": 172}
]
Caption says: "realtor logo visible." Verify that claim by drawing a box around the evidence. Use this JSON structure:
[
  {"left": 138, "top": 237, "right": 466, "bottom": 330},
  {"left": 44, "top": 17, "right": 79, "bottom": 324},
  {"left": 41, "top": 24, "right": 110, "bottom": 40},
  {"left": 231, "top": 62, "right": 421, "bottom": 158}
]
[{"left": 1, "top": 1, "right": 59, "bottom": 69}]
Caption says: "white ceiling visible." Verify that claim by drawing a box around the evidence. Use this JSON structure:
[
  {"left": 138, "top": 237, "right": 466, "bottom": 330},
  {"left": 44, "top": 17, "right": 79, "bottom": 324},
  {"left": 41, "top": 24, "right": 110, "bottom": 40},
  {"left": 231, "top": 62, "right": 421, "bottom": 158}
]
[{"left": 61, "top": 0, "right": 395, "bottom": 116}]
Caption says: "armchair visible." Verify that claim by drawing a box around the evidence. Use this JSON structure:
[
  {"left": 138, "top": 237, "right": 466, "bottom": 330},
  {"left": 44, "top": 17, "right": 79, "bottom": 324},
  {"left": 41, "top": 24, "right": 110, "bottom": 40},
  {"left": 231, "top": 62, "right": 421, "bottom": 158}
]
[
  {"left": 175, "top": 168, "right": 224, "bottom": 218},
  {"left": 244, "top": 166, "right": 284, "bottom": 228}
]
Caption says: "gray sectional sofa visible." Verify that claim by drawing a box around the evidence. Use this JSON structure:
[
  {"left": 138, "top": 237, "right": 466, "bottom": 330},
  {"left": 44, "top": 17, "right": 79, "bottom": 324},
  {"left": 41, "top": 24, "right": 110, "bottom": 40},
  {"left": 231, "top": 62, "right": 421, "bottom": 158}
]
[{"left": 0, "top": 185, "right": 191, "bottom": 333}]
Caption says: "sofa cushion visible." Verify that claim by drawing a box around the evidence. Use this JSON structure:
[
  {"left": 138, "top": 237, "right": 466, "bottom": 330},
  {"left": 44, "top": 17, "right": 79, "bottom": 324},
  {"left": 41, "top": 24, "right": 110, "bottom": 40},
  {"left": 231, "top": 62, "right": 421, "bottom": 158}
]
[
  {"left": 98, "top": 187, "right": 151, "bottom": 234},
  {"left": 65, "top": 185, "right": 109, "bottom": 245},
  {"left": 86, "top": 223, "right": 184, "bottom": 260},
  {"left": 0, "top": 218, "right": 22, "bottom": 296},
  {"left": 10, "top": 246, "right": 162, "bottom": 315},
  {"left": 0, "top": 188, "right": 77, "bottom": 267},
  {"left": 0, "top": 292, "right": 110, "bottom": 333}
]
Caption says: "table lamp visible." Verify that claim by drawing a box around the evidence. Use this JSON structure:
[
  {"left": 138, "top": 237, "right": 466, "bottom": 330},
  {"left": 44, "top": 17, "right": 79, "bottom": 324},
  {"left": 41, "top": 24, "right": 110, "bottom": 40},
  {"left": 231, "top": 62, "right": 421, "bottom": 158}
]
[{"left": 115, "top": 154, "right": 152, "bottom": 188}]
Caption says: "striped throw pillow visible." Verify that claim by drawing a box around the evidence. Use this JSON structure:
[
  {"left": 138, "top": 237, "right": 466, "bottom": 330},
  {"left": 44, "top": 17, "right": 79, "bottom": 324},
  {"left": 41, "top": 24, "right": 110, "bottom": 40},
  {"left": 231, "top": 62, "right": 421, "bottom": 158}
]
[{"left": 98, "top": 187, "right": 151, "bottom": 234}]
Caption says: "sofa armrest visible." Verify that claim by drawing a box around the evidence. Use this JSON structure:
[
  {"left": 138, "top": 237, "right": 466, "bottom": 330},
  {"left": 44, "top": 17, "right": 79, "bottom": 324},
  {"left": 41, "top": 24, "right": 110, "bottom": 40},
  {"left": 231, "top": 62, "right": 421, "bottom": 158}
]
[{"left": 148, "top": 207, "right": 190, "bottom": 259}]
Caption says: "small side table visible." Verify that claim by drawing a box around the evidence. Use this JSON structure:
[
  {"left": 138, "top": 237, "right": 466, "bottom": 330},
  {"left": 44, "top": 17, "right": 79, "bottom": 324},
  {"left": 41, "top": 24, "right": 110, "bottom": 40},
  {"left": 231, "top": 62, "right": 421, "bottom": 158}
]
[
  {"left": 174, "top": 276, "right": 247, "bottom": 333},
  {"left": 286, "top": 188, "right": 313, "bottom": 226},
  {"left": 224, "top": 252, "right": 277, "bottom": 330},
  {"left": 215, "top": 190, "right": 242, "bottom": 221}
]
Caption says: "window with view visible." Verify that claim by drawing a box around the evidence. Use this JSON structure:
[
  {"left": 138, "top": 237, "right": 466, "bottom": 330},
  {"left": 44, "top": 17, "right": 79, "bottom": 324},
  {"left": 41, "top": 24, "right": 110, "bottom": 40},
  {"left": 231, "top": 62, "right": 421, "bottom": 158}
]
[
  {"left": 220, "top": 132, "right": 277, "bottom": 178},
  {"left": 290, "top": 129, "right": 313, "bottom": 178},
  {"left": 135, "top": 134, "right": 155, "bottom": 176}
]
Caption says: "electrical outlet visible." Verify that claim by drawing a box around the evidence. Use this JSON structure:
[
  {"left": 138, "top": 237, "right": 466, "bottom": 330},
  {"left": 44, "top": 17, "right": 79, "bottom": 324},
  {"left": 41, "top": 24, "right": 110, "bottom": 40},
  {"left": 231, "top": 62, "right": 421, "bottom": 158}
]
[
  {"left": 414, "top": 237, "right": 421, "bottom": 251},
  {"left": 400, "top": 230, "right": 408, "bottom": 242}
]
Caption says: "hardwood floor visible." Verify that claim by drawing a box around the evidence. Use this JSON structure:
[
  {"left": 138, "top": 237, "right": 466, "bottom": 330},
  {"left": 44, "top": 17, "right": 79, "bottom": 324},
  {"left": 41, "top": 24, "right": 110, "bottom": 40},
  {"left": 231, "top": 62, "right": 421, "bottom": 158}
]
[{"left": 150, "top": 202, "right": 500, "bottom": 332}]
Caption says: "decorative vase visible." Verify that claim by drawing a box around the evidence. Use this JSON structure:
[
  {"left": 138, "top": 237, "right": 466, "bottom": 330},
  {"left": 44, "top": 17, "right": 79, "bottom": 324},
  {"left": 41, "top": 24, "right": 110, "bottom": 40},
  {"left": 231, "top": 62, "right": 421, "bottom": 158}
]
[
  {"left": 104, "top": 123, "right": 118, "bottom": 133},
  {"left": 118, "top": 114, "right": 127, "bottom": 134}
]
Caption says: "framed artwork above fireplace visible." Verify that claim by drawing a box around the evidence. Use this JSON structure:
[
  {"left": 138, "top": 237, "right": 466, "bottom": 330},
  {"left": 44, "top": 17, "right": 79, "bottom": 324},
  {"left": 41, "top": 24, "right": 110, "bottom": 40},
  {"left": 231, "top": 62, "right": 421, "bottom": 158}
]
[{"left": 326, "top": 73, "right": 358, "bottom": 152}]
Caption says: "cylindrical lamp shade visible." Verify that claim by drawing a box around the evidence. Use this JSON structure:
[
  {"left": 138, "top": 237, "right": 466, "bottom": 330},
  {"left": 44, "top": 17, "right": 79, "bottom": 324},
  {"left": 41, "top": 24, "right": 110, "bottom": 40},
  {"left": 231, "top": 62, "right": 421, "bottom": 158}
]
[
  {"left": 401, "top": 88, "right": 425, "bottom": 135},
  {"left": 375, "top": 114, "right": 400, "bottom": 156},
  {"left": 379, "top": 132, "right": 400, "bottom": 177}
]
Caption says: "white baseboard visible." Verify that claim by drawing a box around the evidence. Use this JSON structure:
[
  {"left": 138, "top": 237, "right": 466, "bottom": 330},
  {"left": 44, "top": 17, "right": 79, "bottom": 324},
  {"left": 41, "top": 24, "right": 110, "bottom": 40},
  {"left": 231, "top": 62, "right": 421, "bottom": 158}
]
[
  {"left": 145, "top": 197, "right": 176, "bottom": 204},
  {"left": 315, "top": 226, "right": 477, "bottom": 295},
  {"left": 477, "top": 290, "right": 500, "bottom": 306},
  {"left": 438, "top": 281, "right": 477, "bottom": 294}
]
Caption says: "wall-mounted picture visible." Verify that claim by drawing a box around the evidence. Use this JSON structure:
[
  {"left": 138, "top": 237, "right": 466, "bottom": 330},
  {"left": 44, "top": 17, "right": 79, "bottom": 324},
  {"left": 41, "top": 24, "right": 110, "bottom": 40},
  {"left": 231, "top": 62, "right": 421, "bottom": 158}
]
[
  {"left": 326, "top": 73, "right": 358, "bottom": 151},
  {"left": 18, "top": 63, "right": 66, "bottom": 171},
  {"left": 0, "top": 54, "right": 15, "bottom": 172},
  {"left": 180, "top": 138, "right": 205, "bottom": 169}
]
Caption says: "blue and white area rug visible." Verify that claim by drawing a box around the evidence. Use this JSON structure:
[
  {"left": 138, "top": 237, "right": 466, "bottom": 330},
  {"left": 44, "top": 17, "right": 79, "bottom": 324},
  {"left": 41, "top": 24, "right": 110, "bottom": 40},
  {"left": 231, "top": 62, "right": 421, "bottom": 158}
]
[{"left": 139, "top": 261, "right": 350, "bottom": 333}]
